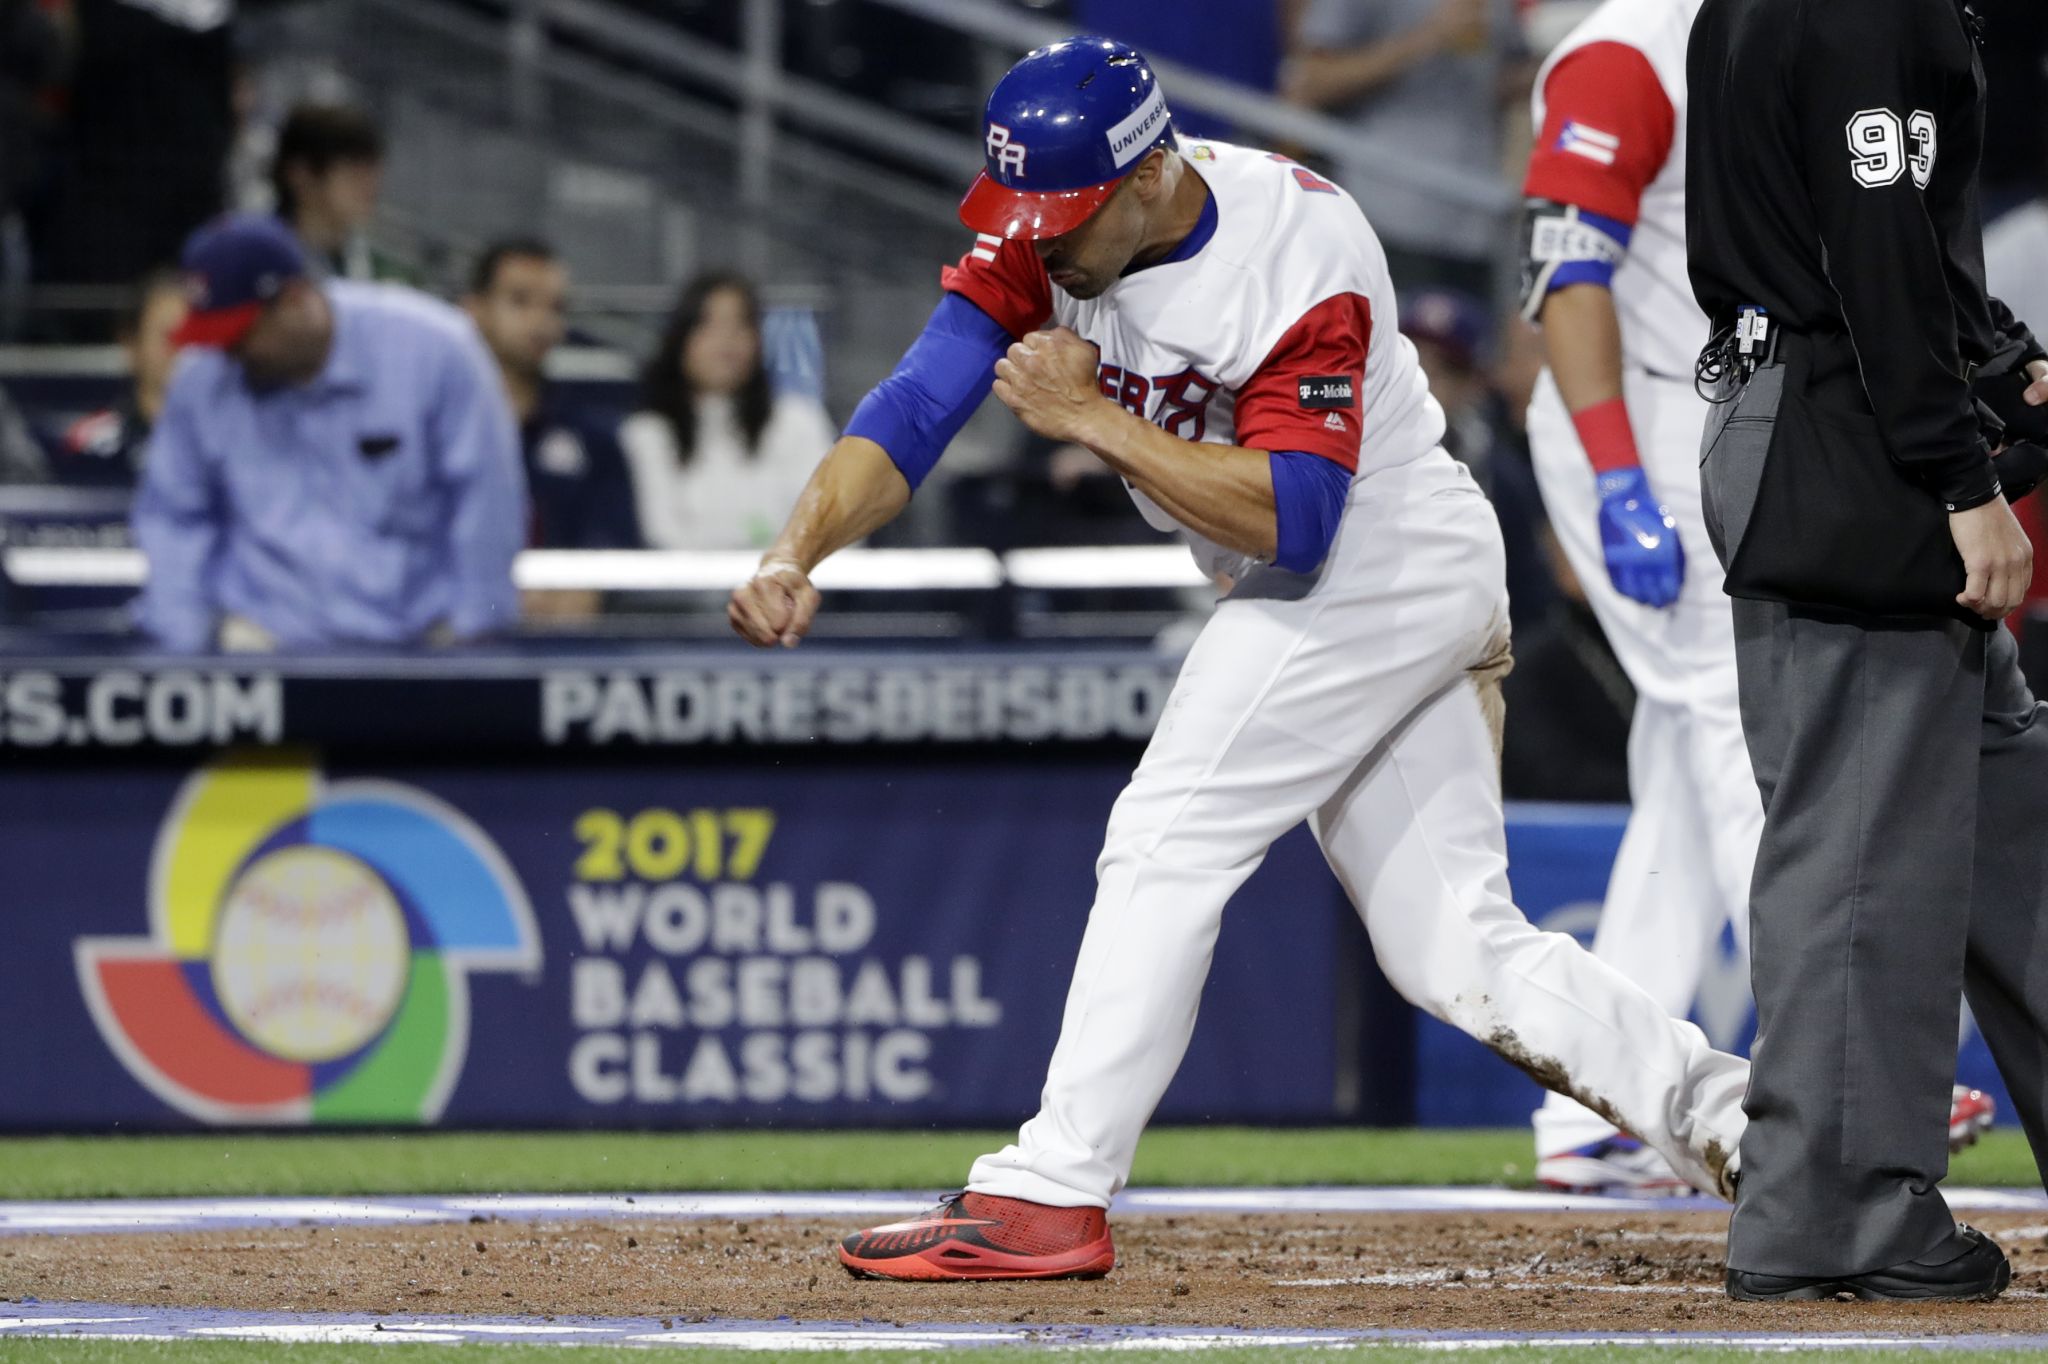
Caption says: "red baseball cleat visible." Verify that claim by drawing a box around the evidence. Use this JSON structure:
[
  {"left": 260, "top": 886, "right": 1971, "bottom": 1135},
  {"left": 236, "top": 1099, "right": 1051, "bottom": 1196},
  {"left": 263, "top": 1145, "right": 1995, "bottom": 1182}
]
[{"left": 837, "top": 1192, "right": 1115, "bottom": 1281}]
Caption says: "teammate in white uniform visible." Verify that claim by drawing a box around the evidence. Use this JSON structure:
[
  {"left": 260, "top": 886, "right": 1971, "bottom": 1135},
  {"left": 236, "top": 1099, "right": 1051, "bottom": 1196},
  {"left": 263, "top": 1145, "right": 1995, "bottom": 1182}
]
[
  {"left": 1520, "top": 0, "right": 1995, "bottom": 1194},
  {"left": 729, "top": 36, "right": 1750, "bottom": 1282}
]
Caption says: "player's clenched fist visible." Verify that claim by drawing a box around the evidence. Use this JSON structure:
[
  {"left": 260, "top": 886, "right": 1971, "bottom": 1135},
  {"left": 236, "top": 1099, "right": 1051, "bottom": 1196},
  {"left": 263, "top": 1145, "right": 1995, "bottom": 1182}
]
[
  {"left": 728, "top": 559, "right": 820, "bottom": 648},
  {"left": 993, "top": 328, "right": 1109, "bottom": 445}
]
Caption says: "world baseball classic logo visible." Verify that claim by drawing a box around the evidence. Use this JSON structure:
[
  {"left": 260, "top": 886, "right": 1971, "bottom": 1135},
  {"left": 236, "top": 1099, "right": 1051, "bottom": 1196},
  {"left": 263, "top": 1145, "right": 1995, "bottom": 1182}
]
[{"left": 74, "top": 752, "right": 539, "bottom": 1125}]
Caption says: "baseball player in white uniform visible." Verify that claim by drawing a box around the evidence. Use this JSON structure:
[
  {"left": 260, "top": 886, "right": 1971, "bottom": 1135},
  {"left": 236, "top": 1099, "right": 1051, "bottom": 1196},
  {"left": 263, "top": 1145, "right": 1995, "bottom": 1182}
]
[
  {"left": 729, "top": 36, "right": 1750, "bottom": 1282},
  {"left": 1520, "top": 0, "right": 1994, "bottom": 1194}
]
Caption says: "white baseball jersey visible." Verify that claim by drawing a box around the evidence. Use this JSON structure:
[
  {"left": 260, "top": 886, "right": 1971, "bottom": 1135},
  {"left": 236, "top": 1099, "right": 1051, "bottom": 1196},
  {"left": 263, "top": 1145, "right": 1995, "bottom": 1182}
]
[
  {"left": 941, "top": 138, "right": 1446, "bottom": 577},
  {"left": 1527, "top": 0, "right": 1707, "bottom": 383}
]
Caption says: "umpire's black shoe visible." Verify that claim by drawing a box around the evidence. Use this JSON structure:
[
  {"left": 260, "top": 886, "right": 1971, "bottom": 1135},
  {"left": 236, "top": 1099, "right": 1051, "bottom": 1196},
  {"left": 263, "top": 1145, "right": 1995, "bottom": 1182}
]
[{"left": 1726, "top": 1225, "right": 2010, "bottom": 1302}]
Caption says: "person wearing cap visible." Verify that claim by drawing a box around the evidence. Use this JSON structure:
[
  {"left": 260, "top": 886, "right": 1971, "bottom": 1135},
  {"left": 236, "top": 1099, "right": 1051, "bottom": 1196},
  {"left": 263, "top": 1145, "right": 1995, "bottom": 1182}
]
[
  {"left": 131, "top": 214, "right": 524, "bottom": 652},
  {"left": 726, "top": 36, "right": 1753, "bottom": 1283}
]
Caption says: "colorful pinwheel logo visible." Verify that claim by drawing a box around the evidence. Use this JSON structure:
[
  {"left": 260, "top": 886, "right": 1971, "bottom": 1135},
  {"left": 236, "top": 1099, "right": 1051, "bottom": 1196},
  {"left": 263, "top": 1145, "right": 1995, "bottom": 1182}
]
[{"left": 75, "top": 753, "right": 540, "bottom": 1125}]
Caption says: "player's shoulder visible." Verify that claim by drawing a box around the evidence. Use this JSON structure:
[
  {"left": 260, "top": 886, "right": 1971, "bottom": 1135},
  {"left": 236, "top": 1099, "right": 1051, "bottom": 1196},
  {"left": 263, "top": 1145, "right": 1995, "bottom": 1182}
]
[
  {"left": 1189, "top": 139, "right": 1372, "bottom": 268},
  {"left": 1544, "top": 0, "right": 1697, "bottom": 81},
  {"left": 1793, "top": 0, "right": 1953, "bottom": 52}
]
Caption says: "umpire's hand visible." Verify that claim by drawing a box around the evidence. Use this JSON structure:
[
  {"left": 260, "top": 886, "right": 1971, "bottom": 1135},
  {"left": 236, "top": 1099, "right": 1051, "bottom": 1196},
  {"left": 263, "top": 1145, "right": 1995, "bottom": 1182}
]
[{"left": 1950, "top": 498, "right": 2034, "bottom": 620}]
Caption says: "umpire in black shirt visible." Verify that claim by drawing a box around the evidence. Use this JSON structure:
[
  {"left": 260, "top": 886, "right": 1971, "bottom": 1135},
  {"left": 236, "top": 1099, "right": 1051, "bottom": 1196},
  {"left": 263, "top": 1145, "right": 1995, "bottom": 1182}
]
[{"left": 1690, "top": 0, "right": 2048, "bottom": 1302}]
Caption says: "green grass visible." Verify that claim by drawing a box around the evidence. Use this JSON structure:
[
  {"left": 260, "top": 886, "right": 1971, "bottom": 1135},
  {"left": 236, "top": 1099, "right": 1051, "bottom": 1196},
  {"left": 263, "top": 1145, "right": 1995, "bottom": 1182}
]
[
  {"left": 0, "top": 1127, "right": 2032, "bottom": 1202},
  {"left": 5, "top": 1345, "right": 2048, "bottom": 1364}
]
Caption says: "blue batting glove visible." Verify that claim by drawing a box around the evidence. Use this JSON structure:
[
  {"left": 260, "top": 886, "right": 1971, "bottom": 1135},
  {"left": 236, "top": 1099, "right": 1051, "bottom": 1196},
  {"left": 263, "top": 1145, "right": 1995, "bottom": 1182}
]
[{"left": 1595, "top": 466, "right": 1684, "bottom": 608}]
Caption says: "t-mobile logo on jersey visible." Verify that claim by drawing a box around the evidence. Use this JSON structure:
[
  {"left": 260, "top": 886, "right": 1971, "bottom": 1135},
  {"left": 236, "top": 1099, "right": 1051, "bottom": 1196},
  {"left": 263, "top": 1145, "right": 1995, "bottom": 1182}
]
[
  {"left": 1098, "top": 364, "right": 1220, "bottom": 441},
  {"left": 986, "top": 123, "right": 1029, "bottom": 180}
]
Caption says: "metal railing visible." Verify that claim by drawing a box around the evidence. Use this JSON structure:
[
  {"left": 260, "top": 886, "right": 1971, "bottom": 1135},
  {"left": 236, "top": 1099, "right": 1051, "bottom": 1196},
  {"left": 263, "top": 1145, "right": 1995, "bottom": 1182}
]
[
  {"left": 2, "top": 545, "right": 1211, "bottom": 593},
  {"left": 457, "top": 0, "right": 1514, "bottom": 227},
  {"left": 866, "top": 0, "right": 1515, "bottom": 215}
]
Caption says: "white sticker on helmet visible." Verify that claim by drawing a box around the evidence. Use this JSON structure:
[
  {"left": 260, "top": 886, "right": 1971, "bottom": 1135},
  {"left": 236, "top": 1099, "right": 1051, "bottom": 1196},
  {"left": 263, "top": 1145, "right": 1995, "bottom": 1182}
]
[{"left": 1106, "top": 85, "right": 1170, "bottom": 171}]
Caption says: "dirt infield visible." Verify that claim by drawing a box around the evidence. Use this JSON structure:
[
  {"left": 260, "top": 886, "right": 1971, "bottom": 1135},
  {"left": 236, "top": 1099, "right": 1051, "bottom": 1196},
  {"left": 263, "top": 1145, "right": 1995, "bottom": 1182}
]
[{"left": 8, "top": 1209, "right": 2048, "bottom": 1336}]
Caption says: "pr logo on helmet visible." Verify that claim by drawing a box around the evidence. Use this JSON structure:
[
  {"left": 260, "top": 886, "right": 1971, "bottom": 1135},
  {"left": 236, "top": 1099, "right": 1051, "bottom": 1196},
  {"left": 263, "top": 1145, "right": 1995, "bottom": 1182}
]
[
  {"left": 987, "top": 123, "right": 1028, "bottom": 181},
  {"left": 74, "top": 751, "right": 540, "bottom": 1126}
]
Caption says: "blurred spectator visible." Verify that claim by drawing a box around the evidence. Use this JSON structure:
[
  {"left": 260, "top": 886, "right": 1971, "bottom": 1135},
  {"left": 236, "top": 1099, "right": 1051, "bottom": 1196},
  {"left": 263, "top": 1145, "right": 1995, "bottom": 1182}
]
[
  {"left": 133, "top": 215, "right": 523, "bottom": 652},
  {"left": 0, "top": 382, "right": 46, "bottom": 483},
  {"left": 1400, "top": 288, "right": 1552, "bottom": 626},
  {"left": 1400, "top": 288, "right": 1502, "bottom": 476},
  {"left": 1987, "top": 195, "right": 2048, "bottom": 344},
  {"left": 464, "top": 238, "right": 637, "bottom": 625},
  {"left": 50, "top": 269, "right": 186, "bottom": 488},
  {"left": 0, "top": 0, "right": 66, "bottom": 330},
  {"left": 33, "top": 0, "right": 237, "bottom": 317},
  {"left": 271, "top": 102, "right": 414, "bottom": 285},
  {"left": 464, "top": 240, "right": 637, "bottom": 549},
  {"left": 620, "top": 273, "right": 836, "bottom": 551},
  {"left": 1285, "top": 0, "right": 1523, "bottom": 295}
]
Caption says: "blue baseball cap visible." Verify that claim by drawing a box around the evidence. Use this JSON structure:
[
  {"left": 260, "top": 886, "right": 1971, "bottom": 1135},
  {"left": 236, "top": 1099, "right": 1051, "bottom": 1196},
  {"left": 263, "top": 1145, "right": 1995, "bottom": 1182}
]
[
  {"left": 960, "top": 36, "right": 1176, "bottom": 241},
  {"left": 172, "top": 214, "right": 310, "bottom": 348}
]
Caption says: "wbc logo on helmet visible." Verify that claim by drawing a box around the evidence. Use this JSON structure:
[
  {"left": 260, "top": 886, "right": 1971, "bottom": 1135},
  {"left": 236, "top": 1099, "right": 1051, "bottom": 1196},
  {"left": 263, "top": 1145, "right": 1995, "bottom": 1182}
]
[{"left": 986, "top": 122, "right": 1028, "bottom": 181}]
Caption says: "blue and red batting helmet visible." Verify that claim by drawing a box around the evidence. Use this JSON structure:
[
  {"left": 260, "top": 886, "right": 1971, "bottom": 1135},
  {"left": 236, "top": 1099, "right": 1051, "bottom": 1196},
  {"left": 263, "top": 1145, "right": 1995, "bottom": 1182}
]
[{"left": 960, "top": 36, "right": 1176, "bottom": 242}]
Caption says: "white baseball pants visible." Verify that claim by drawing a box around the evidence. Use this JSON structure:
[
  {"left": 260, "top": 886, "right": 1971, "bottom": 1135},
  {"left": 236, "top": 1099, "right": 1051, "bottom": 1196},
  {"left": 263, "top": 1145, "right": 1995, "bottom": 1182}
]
[
  {"left": 1525, "top": 369, "right": 1764, "bottom": 1159},
  {"left": 967, "top": 450, "right": 1750, "bottom": 1207}
]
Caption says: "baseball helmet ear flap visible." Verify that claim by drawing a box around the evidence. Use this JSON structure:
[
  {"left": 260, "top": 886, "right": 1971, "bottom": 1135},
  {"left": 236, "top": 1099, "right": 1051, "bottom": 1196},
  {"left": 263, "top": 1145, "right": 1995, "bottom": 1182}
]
[{"left": 961, "top": 35, "right": 1176, "bottom": 241}]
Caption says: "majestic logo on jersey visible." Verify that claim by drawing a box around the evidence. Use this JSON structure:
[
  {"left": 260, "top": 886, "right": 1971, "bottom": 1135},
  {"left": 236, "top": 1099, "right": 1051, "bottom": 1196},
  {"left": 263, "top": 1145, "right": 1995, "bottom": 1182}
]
[
  {"left": 1106, "top": 85, "right": 1170, "bottom": 170},
  {"left": 1846, "top": 109, "right": 1936, "bottom": 191},
  {"left": 1296, "top": 376, "right": 1355, "bottom": 411},
  {"left": 986, "top": 123, "right": 1028, "bottom": 181},
  {"left": 1557, "top": 120, "right": 1621, "bottom": 168}
]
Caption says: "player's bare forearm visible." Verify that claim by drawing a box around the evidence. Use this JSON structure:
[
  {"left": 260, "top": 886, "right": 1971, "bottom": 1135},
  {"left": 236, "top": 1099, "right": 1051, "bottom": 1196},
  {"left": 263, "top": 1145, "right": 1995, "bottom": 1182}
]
[
  {"left": 760, "top": 436, "right": 910, "bottom": 574},
  {"left": 1538, "top": 283, "right": 1626, "bottom": 414},
  {"left": 730, "top": 437, "right": 908, "bottom": 649},
  {"left": 1079, "top": 403, "right": 1279, "bottom": 560}
]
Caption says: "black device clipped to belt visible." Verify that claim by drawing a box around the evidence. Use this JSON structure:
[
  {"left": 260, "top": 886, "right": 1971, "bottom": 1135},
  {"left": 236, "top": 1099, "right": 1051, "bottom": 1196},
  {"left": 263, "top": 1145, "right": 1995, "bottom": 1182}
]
[{"left": 1695, "top": 306, "right": 1777, "bottom": 403}]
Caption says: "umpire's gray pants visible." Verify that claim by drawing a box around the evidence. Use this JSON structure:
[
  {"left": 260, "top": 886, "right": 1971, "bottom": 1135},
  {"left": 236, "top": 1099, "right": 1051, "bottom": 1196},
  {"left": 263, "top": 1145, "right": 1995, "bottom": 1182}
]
[{"left": 1703, "top": 365, "right": 2048, "bottom": 1276}]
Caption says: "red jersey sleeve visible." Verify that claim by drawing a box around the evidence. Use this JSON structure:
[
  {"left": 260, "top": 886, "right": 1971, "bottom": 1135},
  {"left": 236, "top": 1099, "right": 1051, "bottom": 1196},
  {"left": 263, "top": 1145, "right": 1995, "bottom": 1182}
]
[
  {"left": 1232, "top": 292, "right": 1371, "bottom": 471},
  {"left": 1522, "top": 41, "right": 1674, "bottom": 228},
  {"left": 938, "top": 233, "right": 1053, "bottom": 341}
]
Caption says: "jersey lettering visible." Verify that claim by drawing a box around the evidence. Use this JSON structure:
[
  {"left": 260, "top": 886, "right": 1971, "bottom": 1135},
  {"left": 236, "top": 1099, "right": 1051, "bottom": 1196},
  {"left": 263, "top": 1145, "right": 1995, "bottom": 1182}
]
[
  {"left": 1153, "top": 368, "right": 1219, "bottom": 441},
  {"left": 1847, "top": 109, "right": 1936, "bottom": 190},
  {"left": 1265, "top": 153, "right": 1339, "bottom": 195},
  {"left": 1097, "top": 363, "right": 1219, "bottom": 439},
  {"left": 1907, "top": 110, "right": 1937, "bottom": 190}
]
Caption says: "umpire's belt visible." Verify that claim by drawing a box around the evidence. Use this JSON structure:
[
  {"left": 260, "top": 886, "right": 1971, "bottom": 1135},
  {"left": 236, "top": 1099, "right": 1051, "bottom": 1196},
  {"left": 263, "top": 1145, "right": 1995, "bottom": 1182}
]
[{"left": 1700, "top": 324, "right": 1981, "bottom": 627}]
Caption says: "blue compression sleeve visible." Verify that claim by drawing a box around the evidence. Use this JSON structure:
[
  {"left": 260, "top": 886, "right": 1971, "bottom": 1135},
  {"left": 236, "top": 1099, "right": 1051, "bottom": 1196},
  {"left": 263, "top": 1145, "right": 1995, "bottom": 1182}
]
[
  {"left": 1269, "top": 449, "right": 1352, "bottom": 573},
  {"left": 845, "top": 293, "right": 1011, "bottom": 491}
]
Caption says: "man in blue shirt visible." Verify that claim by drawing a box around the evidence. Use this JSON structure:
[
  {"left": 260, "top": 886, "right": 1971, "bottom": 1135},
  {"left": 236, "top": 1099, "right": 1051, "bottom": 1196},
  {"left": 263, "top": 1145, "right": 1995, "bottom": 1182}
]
[{"left": 133, "top": 215, "right": 525, "bottom": 651}]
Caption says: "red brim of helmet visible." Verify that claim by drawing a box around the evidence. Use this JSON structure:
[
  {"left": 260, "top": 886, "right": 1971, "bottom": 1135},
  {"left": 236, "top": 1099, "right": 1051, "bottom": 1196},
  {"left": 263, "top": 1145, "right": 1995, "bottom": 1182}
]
[
  {"left": 959, "top": 171, "right": 1122, "bottom": 241},
  {"left": 171, "top": 301, "right": 265, "bottom": 349}
]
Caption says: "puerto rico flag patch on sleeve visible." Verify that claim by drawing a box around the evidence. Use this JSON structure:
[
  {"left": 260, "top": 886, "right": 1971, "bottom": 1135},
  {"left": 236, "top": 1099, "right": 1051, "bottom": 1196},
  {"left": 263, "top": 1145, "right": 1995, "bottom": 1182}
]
[{"left": 1558, "top": 120, "right": 1621, "bottom": 167}]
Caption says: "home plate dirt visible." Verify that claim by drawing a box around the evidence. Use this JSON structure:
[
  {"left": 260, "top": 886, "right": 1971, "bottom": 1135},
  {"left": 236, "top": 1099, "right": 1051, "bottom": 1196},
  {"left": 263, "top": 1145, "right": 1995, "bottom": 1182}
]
[{"left": 9, "top": 1202, "right": 2048, "bottom": 1338}]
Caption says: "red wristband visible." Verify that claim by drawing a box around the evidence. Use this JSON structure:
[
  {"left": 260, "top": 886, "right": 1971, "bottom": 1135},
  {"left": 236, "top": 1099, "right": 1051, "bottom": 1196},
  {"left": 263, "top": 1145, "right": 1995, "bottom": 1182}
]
[{"left": 1570, "top": 397, "right": 1641, "bottom": 475}]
